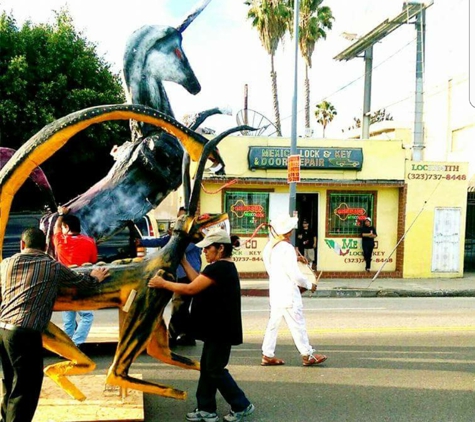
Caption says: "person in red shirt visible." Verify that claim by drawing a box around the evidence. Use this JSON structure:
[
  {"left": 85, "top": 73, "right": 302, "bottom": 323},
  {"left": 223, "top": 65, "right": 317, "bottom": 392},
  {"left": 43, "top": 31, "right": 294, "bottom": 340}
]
[{"left": 53, "top": 206, "right": 98, "bottom": 348}]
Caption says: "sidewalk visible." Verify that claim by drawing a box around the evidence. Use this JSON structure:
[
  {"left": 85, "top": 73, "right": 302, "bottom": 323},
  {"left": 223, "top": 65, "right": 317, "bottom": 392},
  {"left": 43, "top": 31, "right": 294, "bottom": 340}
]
[{"left": 240, "top": 272, "right": 475, "bottom": 298}]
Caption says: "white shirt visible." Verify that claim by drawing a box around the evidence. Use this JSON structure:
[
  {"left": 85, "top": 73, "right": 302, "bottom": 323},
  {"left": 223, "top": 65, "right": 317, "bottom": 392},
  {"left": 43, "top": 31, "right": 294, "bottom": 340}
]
[{"left": 262, "top": 239, "right": 313, "bottom": 308}]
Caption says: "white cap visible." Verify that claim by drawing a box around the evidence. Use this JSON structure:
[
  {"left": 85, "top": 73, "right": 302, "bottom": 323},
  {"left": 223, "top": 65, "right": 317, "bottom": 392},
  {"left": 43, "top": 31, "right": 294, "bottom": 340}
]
[
  {"left": 271, "top": 214, "right": 299, "bottom": 235},
  {"left": 365, "top": 217, "right": 372, "bottom": 222},
  {"left": 196, "top": 228, "right": 231, "bottom": 248}
]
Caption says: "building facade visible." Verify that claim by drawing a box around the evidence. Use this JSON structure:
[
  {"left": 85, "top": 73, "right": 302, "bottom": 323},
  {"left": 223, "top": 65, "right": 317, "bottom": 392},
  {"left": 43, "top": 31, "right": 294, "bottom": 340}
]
[{"left": 199, "top": 136, "right": 468, "bottom": 279}]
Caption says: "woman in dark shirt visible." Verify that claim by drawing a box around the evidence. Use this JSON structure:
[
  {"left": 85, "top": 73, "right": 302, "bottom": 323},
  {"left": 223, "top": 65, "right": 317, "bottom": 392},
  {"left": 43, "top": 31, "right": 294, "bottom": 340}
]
[{"left": 148, "top": 229, "right": 254, "bottom": 422}]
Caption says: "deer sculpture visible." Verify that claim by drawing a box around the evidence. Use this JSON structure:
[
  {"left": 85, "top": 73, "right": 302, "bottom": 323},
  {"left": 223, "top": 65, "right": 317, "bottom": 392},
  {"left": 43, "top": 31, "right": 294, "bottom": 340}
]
[{"left": 0, "top": 103, "right": 253, "bottom": 401}]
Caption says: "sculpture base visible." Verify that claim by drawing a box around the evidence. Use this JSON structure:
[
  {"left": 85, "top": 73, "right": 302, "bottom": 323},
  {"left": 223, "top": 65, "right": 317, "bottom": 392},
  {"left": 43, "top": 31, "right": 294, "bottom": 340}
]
[{"left": 34, "top": 374, "right": 144, "bottom": 422}]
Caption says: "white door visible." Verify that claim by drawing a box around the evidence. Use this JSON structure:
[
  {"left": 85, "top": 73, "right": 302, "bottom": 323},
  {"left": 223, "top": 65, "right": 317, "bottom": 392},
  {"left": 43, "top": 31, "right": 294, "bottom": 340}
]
[{"left": 431, "top": 207, "right": 461, "bottom": 272}]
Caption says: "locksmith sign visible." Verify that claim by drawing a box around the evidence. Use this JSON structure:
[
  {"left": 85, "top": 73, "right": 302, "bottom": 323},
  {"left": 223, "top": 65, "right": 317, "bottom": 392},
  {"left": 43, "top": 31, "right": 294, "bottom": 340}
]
[{"left": 248, "top": 146, "right": 363, "bottom": 170}]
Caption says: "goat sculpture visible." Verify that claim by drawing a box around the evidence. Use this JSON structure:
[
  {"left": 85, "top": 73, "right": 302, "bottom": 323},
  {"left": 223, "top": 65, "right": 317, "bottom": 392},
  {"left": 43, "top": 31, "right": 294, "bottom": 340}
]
[{"left": 0, "top": 103, "right": 253, "bottom": 401}]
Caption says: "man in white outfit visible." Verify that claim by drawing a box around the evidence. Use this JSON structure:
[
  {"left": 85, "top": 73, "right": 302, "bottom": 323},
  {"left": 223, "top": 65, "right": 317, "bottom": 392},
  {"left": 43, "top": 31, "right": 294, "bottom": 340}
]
[{"left": 261, "top": 214, "right": 328, "bottom": 367}]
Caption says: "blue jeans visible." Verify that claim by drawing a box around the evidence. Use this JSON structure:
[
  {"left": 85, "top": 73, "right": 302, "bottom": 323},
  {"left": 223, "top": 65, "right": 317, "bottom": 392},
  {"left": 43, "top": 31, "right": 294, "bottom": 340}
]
[{"left": 62, "top": 311, "right": 94, "bottom": 346}]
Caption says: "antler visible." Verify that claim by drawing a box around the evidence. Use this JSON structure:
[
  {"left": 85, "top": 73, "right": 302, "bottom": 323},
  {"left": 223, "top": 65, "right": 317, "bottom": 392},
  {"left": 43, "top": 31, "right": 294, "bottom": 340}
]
[
  {"left": 187, "top": 125, "right": 256, "bottom": 216},
  {"left": 0, "top": 104, "right": 223, "bottom": 260}
]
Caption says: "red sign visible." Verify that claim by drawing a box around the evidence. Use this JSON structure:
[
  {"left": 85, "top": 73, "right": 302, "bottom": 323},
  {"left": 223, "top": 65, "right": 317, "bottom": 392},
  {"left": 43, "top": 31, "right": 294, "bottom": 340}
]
[{"left": 287, "top": 155, "right": 300, "bottom": 183}]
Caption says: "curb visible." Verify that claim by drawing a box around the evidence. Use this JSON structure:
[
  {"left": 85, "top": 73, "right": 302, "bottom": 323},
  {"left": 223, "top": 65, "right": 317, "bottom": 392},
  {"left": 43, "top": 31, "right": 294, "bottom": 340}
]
[{"left": 241, "top": 288, "right": 475, "bottom": 298}]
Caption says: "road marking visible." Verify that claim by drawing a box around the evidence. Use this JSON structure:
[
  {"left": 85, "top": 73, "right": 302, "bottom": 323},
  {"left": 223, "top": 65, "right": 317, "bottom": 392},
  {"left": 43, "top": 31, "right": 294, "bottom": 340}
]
[
  {"left": 242, "top": 307, "right": 386, "bottom": 313},
  {"left": 244, "top": 325, "right": 475, "bottom": 336}
]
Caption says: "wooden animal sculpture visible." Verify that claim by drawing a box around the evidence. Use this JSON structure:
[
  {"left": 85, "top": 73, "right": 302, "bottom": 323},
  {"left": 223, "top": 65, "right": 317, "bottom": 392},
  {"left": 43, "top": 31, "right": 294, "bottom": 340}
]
[{"left": 0, "top": 104, "right": 253, "bottom": 401}]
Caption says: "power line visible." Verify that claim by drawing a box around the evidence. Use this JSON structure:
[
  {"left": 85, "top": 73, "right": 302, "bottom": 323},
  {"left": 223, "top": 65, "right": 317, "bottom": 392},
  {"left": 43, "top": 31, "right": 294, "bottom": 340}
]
[{"left": 280, "top": 0, "right": 465, "bottom": 127}]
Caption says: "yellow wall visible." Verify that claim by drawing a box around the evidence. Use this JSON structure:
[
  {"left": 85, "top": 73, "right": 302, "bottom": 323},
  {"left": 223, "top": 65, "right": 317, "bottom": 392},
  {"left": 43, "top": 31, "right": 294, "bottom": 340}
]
[
  {"left": 198, "top": 136, "right": 469, "bottom": 278},
  {"left": 199, "top": 135, "right": 407, "bottom": 275},
  {"left": 318, "top": 187, "right": 399, "bottom": 272},
  {"left": 403, "top": 161, "right": 468, "bottom": 278},
  {"left": 212, "top": 136, "right": 408, "bottom": 181}
]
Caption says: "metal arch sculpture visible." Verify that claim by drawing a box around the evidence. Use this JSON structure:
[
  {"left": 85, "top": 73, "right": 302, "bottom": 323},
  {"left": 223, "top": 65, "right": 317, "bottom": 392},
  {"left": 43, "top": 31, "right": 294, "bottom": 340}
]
[
  {"left": 0, "top": 0, "right": 258, "bottom": 401},
  {"left": 0, "top": 104, "right": 253, "bottom": 400}
]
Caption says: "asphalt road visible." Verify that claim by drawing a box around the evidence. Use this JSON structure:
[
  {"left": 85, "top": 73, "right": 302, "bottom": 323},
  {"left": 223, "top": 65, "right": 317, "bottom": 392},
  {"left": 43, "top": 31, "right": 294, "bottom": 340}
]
[{"left": 46, "top": 297, "right": 475, "bottom": 422}]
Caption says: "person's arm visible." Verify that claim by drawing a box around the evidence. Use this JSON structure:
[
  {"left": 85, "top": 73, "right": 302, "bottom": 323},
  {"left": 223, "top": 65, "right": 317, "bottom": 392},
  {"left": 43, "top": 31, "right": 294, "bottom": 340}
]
[
  {"left": 312, "top": 235, "right": 317, "bottom": 248},
  {"left": 53, "top": 205, "right": 69, "bottom": 235},
  {"left": 148, "top": 270, "right": 214, "bottom": 295},
  {"left": 138, "top": 234, "right": 170, "bottom": 248},
  {"left": 57, "top": 261, "right": 110, "bottom": 285},
  {"left": 90, "top": 241, "right": 98, "bottom": 264},
  {"left": 281, "top": 244, "right": 314, "bottom": 291}
]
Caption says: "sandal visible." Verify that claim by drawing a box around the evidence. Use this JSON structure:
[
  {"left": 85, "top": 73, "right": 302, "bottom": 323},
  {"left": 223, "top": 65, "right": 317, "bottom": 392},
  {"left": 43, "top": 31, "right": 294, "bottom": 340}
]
[
  {"left": 302, "top": 354, "right": 327, "bottom": 366},
  {"left": 261, "top": 355, "right": 285, "bottom": 366}
]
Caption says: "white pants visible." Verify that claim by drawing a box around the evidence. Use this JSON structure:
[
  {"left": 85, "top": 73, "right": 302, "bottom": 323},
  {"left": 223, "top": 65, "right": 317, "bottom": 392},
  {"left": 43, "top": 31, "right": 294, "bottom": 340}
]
[{"left": 262, "top": 305, "right": 314, "bottom": 357}]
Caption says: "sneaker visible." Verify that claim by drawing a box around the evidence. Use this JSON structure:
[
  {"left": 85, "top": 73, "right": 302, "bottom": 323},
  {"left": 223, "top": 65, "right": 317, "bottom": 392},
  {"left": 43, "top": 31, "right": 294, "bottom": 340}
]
[
  {"left": 302, "top": 354, "right": 327, "bottom": 366},
  {"left": 224, "top": 404, "right": 255, "bottom": 422},
  {"left": 186, "top": 409, "right": 219, "bottom": 422},
  {"left": 176, "top": 334, "right": 196, "bottom": 346}
]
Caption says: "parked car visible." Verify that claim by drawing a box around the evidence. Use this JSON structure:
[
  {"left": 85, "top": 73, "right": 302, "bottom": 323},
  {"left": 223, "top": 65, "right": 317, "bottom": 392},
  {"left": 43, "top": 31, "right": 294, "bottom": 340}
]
[
  {"left": 2, "top": 212, "right": 162, "bottom": 263},
  {"left": 96, "top": 214, "right": 161, "bottom": 262},
  {"left": 3, "top": 212, "right": 44, "bottom": 258}
]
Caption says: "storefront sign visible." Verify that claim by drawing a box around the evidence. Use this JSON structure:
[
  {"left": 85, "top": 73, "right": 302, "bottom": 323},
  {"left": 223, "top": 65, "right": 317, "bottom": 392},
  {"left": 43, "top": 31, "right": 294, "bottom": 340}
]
[
  {"left": 248, "top": 146, "right": 363, "bottom": 170},
  {"left": 225, "top": 191, "right": 269, "bottom": 235}
]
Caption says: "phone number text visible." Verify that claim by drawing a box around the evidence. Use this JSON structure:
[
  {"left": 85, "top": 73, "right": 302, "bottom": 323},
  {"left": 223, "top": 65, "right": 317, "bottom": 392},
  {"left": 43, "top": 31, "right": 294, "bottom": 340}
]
[
  {"left": 234, "top": 257, "right": 263, "bottom": 262},
  {"left": 407, "top": 173, "right": 466, "bottom": 181}
]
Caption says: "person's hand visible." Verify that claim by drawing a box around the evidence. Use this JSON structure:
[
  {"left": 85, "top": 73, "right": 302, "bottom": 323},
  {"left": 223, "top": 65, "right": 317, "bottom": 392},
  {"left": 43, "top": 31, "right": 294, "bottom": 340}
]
[
  {"left": 297, "top": 255, "right": 308, "bottom": 264},
  {"left": 148, "top": 274, "right": 166, "bottom": 289},
  {"left": 310, "top": 283, "right": 317, "bottom": 293},
  {"left": 91, "top": 267, "right": 110, "bottom": 282},
  {"left": 57, "top": 205, "right": 69, "bottom": 215}
]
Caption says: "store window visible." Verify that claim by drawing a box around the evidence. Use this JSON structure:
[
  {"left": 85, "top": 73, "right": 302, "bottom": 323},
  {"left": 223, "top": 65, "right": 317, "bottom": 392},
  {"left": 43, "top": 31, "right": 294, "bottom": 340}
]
[
  {"left": 225, "top": 191, "right": 269, "bottom": 235},
  {"left": 327, "top": 191, "right": 375, "bottom": 236}
]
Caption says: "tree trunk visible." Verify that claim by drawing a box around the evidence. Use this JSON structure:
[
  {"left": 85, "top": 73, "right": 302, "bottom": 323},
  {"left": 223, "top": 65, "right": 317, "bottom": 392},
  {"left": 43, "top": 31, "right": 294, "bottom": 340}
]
[
  {"left": 270, "top": 55, "right": 282, "bottom": 136},
  {"left": 304, "top": 65, "right": 310, "bottom": 135}
]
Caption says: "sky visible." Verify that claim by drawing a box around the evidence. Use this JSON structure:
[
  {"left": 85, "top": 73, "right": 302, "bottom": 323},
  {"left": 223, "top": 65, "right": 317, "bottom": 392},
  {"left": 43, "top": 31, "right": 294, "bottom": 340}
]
[{"left": 0, "top": 0, "right": 468, "bottom": 138}]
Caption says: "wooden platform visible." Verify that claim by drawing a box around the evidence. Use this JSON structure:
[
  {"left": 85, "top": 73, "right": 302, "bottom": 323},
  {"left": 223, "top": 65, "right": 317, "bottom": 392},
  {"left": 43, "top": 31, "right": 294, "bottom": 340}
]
[{"left": 34, "top": 374, "right": 144, "bottom": 422}]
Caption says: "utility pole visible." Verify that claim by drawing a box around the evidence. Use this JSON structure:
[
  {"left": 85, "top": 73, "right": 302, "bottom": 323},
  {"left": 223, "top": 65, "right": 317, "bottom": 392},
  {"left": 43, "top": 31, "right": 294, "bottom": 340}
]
[
  {"left": 413, "top": 8, "right": 426, "bottom": 161},
  {"left": 289, "top": 0, "right": 300, "bottom": 245},
  {"left": 361, "top": 46, "right": 373, "bottom": 139}
]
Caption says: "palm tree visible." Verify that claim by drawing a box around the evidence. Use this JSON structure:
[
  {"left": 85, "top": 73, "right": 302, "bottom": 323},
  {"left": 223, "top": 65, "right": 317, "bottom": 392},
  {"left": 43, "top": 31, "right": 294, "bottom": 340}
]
[
  {"left": 314, "top": 100, "right": 337, "bottom": 137},
  {"left": 246, "top": 0, "right": 291, "bottom": 136},
  {"left": 294, "top": 0, "right": 334, "bottom": 135}
]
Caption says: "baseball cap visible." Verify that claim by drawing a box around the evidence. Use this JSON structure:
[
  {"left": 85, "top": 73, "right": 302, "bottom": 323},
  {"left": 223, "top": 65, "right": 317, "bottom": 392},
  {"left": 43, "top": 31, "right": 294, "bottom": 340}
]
[
  {"left": 366, "top": 217, "right": 372, "bottom": 222},
  {"left": 196, "top": 228, "right": 231, "bottom": 248}
]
